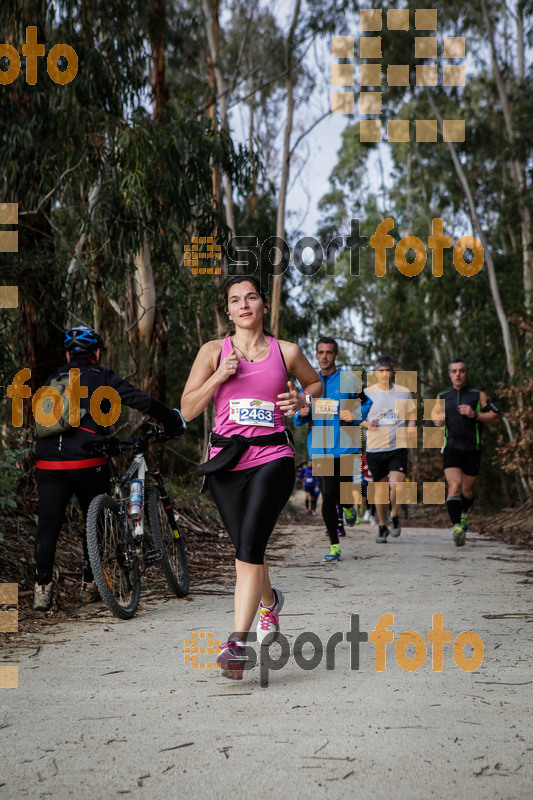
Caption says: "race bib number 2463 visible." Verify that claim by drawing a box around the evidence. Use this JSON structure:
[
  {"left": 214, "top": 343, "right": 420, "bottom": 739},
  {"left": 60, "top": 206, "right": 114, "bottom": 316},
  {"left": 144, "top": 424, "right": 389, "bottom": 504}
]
[{"left": 229, "top": 398, "right": 275, "bottom": 427}]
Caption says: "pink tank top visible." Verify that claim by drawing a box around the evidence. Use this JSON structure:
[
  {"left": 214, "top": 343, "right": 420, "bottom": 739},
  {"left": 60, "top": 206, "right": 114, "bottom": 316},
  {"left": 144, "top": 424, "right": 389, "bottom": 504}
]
[{"left": 210, "top": 336, "right": 294, "bottom": 470}]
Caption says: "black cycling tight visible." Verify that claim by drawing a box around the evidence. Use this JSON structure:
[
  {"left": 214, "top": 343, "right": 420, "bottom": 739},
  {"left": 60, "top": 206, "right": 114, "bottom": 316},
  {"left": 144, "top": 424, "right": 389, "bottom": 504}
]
[{"left": 35, "top": 465, "right": 111, "bottom": 584}]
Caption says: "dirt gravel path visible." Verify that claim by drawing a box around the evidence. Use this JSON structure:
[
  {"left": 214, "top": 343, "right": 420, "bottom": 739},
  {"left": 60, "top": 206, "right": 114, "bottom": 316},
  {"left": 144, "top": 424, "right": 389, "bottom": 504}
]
[{"left": 1, "top": 513, "right": 532, "bottom": 799}]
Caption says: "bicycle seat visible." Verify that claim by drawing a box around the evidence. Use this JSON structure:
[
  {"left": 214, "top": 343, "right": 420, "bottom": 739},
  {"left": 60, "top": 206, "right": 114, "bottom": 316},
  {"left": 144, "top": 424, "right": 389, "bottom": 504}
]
[{"left": 83, "top": 435, "right": 121, "bottom": 454}]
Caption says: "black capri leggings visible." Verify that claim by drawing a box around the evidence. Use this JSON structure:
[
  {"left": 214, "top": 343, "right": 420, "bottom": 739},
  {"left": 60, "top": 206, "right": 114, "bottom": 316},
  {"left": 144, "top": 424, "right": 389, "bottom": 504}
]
[{"left": 207, "top": 457, "right": 295, "bottom": 564}]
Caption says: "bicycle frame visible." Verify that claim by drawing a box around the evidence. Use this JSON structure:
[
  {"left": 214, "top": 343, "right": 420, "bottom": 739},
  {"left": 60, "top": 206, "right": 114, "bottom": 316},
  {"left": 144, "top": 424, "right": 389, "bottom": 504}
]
[
  {"left": 117, "top": 452, "right": 148, "bottom": 540},
  {"left": 85, "top": 424, "right": 189, "bottom": 619},
  {"left": 111, "top": 453, "right": 178, "bottom": 539}
]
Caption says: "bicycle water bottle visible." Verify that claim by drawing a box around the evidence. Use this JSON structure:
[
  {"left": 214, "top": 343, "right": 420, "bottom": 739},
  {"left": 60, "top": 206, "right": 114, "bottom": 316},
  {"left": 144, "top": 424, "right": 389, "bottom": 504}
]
[{"left": 129, "top": 479, "right": 143, "bottom": 520}]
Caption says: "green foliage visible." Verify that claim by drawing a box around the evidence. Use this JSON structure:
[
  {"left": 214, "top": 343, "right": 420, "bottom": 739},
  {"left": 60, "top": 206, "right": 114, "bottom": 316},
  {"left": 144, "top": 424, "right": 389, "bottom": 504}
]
[
  {"left": 0, "top": 0, "right": 255, "bottom": 390},
  {"left": 300, "top": 0, "right": 533, "bottom": 507},
  {"left": 1, "top": 0, "right": 531, "bottom": 514},
  {"left": 0, "top": 440, "right": 32, "bottom": 512}
]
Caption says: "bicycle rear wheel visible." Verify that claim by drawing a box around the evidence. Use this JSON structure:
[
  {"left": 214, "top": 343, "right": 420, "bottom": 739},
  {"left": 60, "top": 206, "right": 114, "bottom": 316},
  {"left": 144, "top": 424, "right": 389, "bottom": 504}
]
[
  {"left": 147, "top": 488, "right": 189, "bottom": 597},
  {"left": 86, "top": 494, "right": 141, "bottom": 619}
]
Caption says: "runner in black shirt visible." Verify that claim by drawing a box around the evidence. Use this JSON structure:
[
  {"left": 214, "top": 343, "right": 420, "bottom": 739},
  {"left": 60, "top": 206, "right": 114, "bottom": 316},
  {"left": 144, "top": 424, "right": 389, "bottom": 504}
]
[{"left": 433, "top": 359, "right": 498, "bottom": 546}]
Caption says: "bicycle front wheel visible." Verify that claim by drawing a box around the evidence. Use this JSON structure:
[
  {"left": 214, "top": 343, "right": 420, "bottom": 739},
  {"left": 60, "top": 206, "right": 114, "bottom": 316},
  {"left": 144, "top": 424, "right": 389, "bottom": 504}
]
[
  {"left": 147, "top": 488, "right": 189, "bottom": 597},
  {"left": 86, "top": 494, "right": 141, "bottom": 619}
]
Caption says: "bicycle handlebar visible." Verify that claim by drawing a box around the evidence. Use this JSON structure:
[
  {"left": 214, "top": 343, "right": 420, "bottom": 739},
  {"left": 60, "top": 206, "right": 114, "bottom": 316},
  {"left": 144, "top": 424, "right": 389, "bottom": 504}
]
[
  {"left": 83, "top": 407, "right": 186, "bottom": 454},
  {"left": 83, "top": 426, "right": 180, "bottom": 455}
]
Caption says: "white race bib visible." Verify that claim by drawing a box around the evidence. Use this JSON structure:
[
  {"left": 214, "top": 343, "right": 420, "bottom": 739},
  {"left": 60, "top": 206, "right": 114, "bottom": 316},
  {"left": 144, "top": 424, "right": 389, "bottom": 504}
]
[
  {"left": 229, "top": 398, "right": 275, "bottom": 427},
  {"left": 378, "top": 409, "right": 397, "bottom": 425},
  {"left": 314, "top": 399, "right": 339, "bottom": 415}
]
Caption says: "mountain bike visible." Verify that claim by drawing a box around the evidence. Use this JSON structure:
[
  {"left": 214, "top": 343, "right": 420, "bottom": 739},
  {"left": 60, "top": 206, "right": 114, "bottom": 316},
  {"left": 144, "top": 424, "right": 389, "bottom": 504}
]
[{"left": 85, "top": 427, "right": 189, "bottom": 619}]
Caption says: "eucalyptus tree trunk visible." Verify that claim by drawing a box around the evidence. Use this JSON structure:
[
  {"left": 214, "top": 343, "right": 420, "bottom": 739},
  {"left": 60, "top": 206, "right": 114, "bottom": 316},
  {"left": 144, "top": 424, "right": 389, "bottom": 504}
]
[
  {"left": 203, "top": 0, "right": 236, "bottom": 238},
  {"left": 133, "top": 239, "right": 157, "bottom": 349},
  {"left": 130, "top": 0, "right": 169, "bottom": 395},
  {"left": 426, "top": 92, "right": 516, "bottom": 378},
  {"left": 271, "top": 0, "right": 301, "bottom": 338},
  {"left": 152, "top": 0, "right": 169, "bottom": 121},
  {"left": 248, "top": 71, "right": 258, "bottom": 223},
  {"left": 480, "top": 0, "right": 533, "bottom": 316}
]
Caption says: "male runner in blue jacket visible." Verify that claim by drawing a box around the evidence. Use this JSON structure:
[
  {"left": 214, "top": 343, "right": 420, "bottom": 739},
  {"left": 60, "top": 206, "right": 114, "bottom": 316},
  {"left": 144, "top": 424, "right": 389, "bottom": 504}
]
[{"left": 294, "top": 337, "right": 371, "bottom": 562}]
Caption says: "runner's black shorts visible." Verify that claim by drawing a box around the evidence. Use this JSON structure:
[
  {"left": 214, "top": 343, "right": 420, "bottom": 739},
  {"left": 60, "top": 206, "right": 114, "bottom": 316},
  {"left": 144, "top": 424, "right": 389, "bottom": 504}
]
[
  {"left": 366, "top": 449, "right": 408, "bottom": 482},
  {"left": 442, "top": 447, "right": 482, "bottom": 476},
  {"left": 207, "top": 457, "right": 294, "bottom": 564}
]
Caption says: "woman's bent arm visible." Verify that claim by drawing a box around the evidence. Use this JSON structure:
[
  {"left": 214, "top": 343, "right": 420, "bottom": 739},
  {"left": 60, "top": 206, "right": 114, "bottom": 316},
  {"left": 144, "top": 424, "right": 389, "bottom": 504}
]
[
  {"left": 279, "top": 341, "right": 322, "bottom": 399},
  {"left": 181, "top": 341, "right": 237, "bottom": 421}
]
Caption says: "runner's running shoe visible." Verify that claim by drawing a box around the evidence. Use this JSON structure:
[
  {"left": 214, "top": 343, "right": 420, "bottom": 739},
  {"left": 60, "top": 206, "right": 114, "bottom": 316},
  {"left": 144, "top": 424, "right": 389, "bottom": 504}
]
[
  {"left": 337, "top": 526, "right": 346, "bottom": 537},
  {"left": 216, "top": 640, "right": 249, "bottom": 680},
  {"left": 452, "top": 524, "right": 466, "bottom": 547},
  {"left": 324, "top": 544, "right": 341, "bottom": 562},
  {"left": 33, "top": 581, "right": 53, "bottom": 611},
  {"left": 369, "top": 515, "right": 377, "bottom": 525},
  {"left": 256, "top": 587, "right": 284, "bottom": 645},
  {"left": 460, "top": 512, "right": 469, "bottom": 533},
  {"left": 376, "top": 526, "right": 389, "bottom": 544},
  {"left": 390, "top": 516, "right": 401, "bottom": 537},
  {"left": 344, "top": 505, "right": 357, "bottom": 527}
]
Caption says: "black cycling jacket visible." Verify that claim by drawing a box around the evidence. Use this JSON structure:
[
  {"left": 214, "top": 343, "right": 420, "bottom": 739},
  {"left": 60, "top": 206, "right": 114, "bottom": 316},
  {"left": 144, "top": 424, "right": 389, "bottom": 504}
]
[{"left": 35, "top": 358, "right": 178, "bottom": 466}]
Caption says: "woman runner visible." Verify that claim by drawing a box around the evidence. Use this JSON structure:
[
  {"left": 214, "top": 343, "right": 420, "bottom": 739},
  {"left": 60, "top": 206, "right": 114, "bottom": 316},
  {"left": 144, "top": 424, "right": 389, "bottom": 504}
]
[{"left": 181, "top": 276, "right": 321, "bottom": 679}]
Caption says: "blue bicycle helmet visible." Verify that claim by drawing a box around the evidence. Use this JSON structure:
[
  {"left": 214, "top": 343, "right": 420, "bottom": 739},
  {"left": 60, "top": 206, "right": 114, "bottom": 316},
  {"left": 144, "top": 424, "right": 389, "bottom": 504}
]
[{"left": 64, "top": 325, "right": 105, "bottom": 355}]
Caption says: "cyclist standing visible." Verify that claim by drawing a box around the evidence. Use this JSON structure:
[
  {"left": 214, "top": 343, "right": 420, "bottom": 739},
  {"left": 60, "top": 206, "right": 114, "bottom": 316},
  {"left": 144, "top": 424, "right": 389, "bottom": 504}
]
[
  {"left": 181, "top": 276, "right": 321, "bottom": 680},
  {"left": 33, "top": 326, "right": 182, "bottom": 611}
]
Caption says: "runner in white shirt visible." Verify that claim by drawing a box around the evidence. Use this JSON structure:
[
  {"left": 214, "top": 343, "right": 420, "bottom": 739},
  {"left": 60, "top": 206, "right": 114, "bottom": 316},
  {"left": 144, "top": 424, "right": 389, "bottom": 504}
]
[{"left": 361, "top": 356, "right": 416, "bottom": 542}]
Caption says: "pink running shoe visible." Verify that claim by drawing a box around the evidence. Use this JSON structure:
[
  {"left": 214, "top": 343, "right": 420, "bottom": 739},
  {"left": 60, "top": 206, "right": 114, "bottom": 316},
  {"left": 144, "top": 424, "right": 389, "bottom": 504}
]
[
  {"left": 216, "top": 641, "right": 248, "bottom": 680},
  {"left": 256, "top": 587, "right": 284, "bottom": 645}
]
